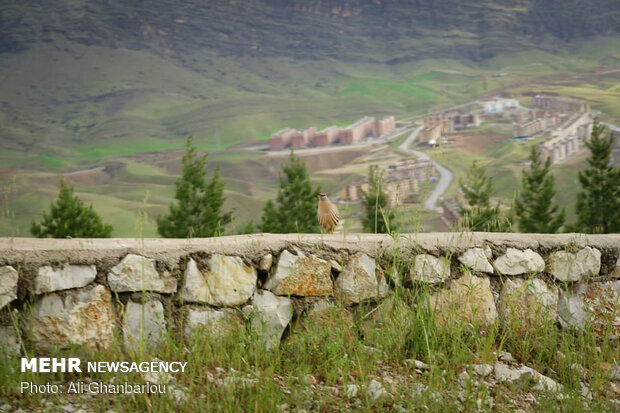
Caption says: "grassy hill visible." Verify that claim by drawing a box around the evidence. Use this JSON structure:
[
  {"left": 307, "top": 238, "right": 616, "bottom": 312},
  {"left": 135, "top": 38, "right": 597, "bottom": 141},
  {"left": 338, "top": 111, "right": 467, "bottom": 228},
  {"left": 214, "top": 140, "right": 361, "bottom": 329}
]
[{"left": 1, "top": 1, "right": 619, "bottom": 236}]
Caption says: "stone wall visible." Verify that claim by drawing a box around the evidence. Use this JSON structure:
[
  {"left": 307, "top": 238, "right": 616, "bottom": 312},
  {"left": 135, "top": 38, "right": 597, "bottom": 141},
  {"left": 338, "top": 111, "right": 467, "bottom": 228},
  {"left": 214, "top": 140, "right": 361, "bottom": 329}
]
[{"left": 1, "top": 233, "right": 619, "bottom": 354}]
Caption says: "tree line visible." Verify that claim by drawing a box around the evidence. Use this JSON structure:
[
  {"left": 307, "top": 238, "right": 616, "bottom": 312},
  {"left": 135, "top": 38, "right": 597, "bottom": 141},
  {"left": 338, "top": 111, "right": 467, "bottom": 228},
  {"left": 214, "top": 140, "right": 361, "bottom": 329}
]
[{"left": 31, "top": 119, "right": 619, "bottom": 238}]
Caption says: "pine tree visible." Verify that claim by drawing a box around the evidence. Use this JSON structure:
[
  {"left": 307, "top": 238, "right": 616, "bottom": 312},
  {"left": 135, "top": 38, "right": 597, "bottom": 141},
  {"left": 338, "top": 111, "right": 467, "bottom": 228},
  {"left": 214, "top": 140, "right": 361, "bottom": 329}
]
[
  {"left": 157, "top": 135, "right": 232, "bottom": 238},
  {"left": 362, "top": 165, "right": 397, "bottom": 233},
  {"left": 458, "top": 161, "right": 511, "bottom": 232},
  {"left": 575, "top": 119, "right": 620, "bottom": 233},
  {"left": 514, "top": 145, "right": 565, "bottom": 233},
  {"left": 31, "top": 177, "right": 113, "bottom": 238},
  {"left": 260, "top": 151, "right": 320, "bottom": 233}
]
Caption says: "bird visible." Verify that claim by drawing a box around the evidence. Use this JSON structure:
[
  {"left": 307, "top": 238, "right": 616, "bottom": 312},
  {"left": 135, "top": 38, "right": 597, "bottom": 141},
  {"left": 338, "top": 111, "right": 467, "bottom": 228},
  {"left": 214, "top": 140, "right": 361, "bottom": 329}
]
[{"left": 317, "top": 193, "right": 340, "bottom": 233}]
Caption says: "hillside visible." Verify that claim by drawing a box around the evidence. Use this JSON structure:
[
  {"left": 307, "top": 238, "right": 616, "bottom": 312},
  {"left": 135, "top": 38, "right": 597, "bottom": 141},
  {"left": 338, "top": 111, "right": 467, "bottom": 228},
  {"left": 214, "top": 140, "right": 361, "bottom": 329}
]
[{"left": 0, "top": 1, "right": 620, "bottom": 236}]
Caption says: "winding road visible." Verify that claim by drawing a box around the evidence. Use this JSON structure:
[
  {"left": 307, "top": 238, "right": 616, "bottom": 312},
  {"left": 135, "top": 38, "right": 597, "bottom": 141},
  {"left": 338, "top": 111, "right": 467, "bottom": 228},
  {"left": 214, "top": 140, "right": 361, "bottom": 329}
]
[{"left": 397, "top": 125, "right": 453, "bottom": 211}]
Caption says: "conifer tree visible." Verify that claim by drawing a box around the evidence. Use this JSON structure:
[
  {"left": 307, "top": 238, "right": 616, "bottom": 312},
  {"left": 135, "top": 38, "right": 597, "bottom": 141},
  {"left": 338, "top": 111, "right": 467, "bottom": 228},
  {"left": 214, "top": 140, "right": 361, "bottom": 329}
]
[
  {"left": 157, "top": 135, "right": 232, "bottom": 238},
  {"left": 514, "top": 145, "right": 565, "bottom": 233},
  {"left": 575, "top": 119, "right": 620, "bottom": 233},
  {"left": 260, "top": 151, "right": 320, "bottom": 233},
  {"left": 458, "top": 161, "right": 511, "bottom": 232},
  {"left": 362, "top": 165, "right": 397, "bottom": 233},
  {"left": 31, "top": 177, "right": 113, "bottom": 238}
]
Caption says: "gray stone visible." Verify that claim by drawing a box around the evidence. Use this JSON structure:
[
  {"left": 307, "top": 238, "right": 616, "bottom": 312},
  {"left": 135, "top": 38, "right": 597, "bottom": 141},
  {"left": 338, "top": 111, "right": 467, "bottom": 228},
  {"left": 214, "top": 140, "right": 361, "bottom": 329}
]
[
  {"left": 367, "top": 379, "right": 390, "bottom": 402},
  {"left": 411, "top": 254, "right": 450, "bottom": 284},
  {"left": 0, "top": 266, "right": 18, "bottom": 310},
  {"left": 494, "top": 363, "right": 534, "bottom": 383},
  {"left": 336, "top": 253, "right": 388, "bottom": 305},
  {"left": 108, "top": 254, "right": 176, "bottom": 293},
  {"left": 35, "top": 264, "right": 97, "bottom": 294},
  {"left": 29, "top": 284, "right": 116, "bottom": 349},
  {"left": 429, "top": 272, "right": 497, "bottom": 328},
  {"left": 181, "top": 256, "right": 256, "bottom": 306},
  {"left": 185, "top": 307, "right": 243, "bottom": 339},
  {"left": 345, "top": 384, "right": 359, "bottom": 398},
  {"left": 123, "top": 299, "right": 166, "bottom": 351},
  {"left": 258, "top": 254, "right": 273, "bottom": 272},
  {"left": 471, "top": 364, "right": 493, "bottom": 377},
  {"left": 330, "top": 259, "right": 342, "bottom": 273},
  {"left": 609, "top": 365, "right": 620, "bottom": 381},
  {"left": 494, "top": 248, "right": 544, "bottom": 275},
  {"left": 498, "top": 278, "right": 558, "bottom": 327},
  {"left": 547, "top": 247, "right": 601, "bottom": 282},
  {"left": 250, "top": 290, "right": 292, "bottom": 350},
  {"left": 458, "top": 247, "right": 494, "bottom": 274},
  {"left": 0, "top": 325, "right": 21, "bottom": 354},
  {"left": 558, "top": 281, "right": 620, "bottom": 339},
  {"left": 264, "top": 250, "right": 333, "bottom": 296}
]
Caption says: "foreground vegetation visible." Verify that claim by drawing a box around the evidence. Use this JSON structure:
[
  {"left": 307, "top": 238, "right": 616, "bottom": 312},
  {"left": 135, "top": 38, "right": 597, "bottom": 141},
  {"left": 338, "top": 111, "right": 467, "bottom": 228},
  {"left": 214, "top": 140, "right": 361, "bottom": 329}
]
[{"left": 2, "top": 284, "right": 619, "bottom": 412}]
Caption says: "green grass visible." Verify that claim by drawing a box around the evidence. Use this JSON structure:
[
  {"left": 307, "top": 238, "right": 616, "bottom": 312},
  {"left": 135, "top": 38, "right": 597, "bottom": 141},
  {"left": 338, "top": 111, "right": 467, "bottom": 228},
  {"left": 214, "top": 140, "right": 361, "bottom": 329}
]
[{"left": 2, "top": 272, "right": 618, "bottom": 412}]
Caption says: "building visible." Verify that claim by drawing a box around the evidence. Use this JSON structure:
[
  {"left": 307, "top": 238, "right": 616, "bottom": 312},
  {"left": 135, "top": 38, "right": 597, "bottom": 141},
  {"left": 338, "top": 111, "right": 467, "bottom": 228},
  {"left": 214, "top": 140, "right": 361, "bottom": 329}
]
[
  {"left": 483, "top": 98, "right": 519, "bottom": 114},
  {"left": 539, "top": 112, "right": 593, "bottom": 164},
  {"left": 267, "top": 116, "right": 395, "bottom": 151},
  {"left": 423, "top": 111, "right": 479, "bottom": 132},
  {"left": 341, "top": 160, "right": 435, "bottom": 206},
  {"left": 532, "top": 95, "right": 590, "bottom": 113},
  {"left": 441, "top": 198, "right": 460, "bottom": 227},
  {"left": 268, "top": 128, "right": 296, "bottom": 151},
  {"left": 418, "top": 124, "right": 443, "bottom": 144},
  {"left": 313, "top": 126, "right": 341, "bottom": 147},
  {"left": 290, "top": 127, "right": 317, "bottom": 149},
  {"left": 338, "top": 117, "right": 376, "bottom": 145}
]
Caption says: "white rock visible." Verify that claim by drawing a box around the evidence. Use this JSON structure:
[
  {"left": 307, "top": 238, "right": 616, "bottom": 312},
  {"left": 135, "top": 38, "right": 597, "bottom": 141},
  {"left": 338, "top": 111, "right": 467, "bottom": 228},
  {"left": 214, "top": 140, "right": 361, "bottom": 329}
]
[
  {"left": 411, "top": 254, "right": 450, "bottom": 284},
  {"left": 429, "top": 272, "right": 497, "bottom": 328},
  {"left": 258, "top": 254, "right": 273, "bottom": 272},
  {"left": 471, "top": 364, "right": 494, "bottom": 377},
  {"left": 345, "top": 384, "right": 359, "bottom": 398},
  {"left": 494, "top": 363, "right": 534, "bottom": 383},
  {"left": 499, "top": 351, "right": 515, "bottom": 362},
  {"left": 330, "top": 260, "right": 342, "bottom": 273},
  {"left": 123, "top": 300, "right": 166, "bottom": 351},
  {"left": 250, "top": 290, "right": 292, "bottom": 350},
  {"left": 336, "top": 253, "right": 388, "bottom": 305},
  {"left": 182, "top": 256, "right": 256, "bottom": 306},
  {"left": 367, "top": 379, "right": 390, "bottom": 402},
  {"left": 0, "top": 266, "right": 18, "bottom": 310},
  {"left": 458, "top": 248, "right": 494, "bottom": 274},
  {"left": 494, "top": 248, "right": 544, "bottom": 275},
  {"left": 0, "top": 325, "right": 21, "bottom": 354},
  {"left": 498, "top": 278, "right": 559, "bottom": 326},
  {"left": 533, "top": 373, "right": 562, "bottom": 393},
  {"left": 558, "top": 281, "right": 620, "bottom": 338},
  {"left": 108, "top": 254, "right": 176, "bottom": 293},
  {"left": 264, "top": 250, "right": 333, "bottom": 296},
  {"left": 29, "top": 285, "right": 116, "bottom": 349},
  {"left": 610, "top": 365, "right": 620, "bottom": 381},
  {"left": 547, "top": 247, "right": 601, "bottom": 282},
  {"left": 185, "top": 307, "right": 243, "bottom": 339},
  {"left": 35, "top": 264, "right": 97, "bottom": 294}
]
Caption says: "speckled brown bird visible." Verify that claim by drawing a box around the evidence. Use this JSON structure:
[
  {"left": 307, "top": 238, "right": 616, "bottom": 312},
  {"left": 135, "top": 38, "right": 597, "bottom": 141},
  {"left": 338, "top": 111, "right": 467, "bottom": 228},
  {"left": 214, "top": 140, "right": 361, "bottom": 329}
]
[{"left": 317, "top": 193, "right": 340, "bottom": 233}]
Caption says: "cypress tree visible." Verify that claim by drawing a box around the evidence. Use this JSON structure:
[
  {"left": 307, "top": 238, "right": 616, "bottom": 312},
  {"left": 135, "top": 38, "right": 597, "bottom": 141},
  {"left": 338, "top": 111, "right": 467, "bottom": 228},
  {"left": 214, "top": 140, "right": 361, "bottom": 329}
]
[
  {"left": 157, "top": 135, "right": 232, "bottom": 238},
  {"left": 514, "top": 145, "right": 565, "bottom": 233},
  {"left": 362, "top": 165, "right": 397, "bottom": 233},
  {"left": 31, "top": 177, "right": 113, "bottom": 238},
  {"left": 575, "top": 119, "right": 620, "bottom": 233},
  {"left": 260, "top": 151, "right": 320, "bottom": 233},
  {"left": 458, "top": 161, "right": 511, "bottom": 232}
]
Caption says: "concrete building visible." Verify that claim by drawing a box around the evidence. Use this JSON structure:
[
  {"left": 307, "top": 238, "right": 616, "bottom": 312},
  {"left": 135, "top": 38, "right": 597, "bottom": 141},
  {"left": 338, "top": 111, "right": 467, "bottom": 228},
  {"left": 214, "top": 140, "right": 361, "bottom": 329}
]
[
  {"left": 483, "top": 98, "right": 519, "bottom": 114},
  {"left": 532, "top": 95, "right": 590, "bottom": 113},
  {"left": 290, "top": 126, "right": 317, "bottom": 149},
  {"left": 418, "top": 124, "right": 443, "bottom": 144},
  {"left": 313, "top": 126, "right": 342, "bottom": 147},
  {"left": 269, "top": 128, "right": 296, "bottom": 151},
  {"left": 540, "top": 112, "right": 593, "bottom": 164},
  {"left": 339, "top": 117, "right": 376, "bottom": 145},
  {"left": 341, "top": 160, "right": 435, "bottom": 205}
]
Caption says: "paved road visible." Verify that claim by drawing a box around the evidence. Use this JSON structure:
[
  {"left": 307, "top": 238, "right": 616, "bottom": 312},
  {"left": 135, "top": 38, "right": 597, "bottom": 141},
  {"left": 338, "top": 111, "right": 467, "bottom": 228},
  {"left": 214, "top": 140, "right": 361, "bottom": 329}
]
[{"left": 398, "top": 125, "right": 453, "bottom": 211}]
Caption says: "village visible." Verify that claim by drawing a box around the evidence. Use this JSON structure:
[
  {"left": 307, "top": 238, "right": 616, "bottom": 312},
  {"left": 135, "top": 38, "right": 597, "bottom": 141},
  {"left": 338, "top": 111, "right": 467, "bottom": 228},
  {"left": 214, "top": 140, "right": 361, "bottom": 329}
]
[{"left": 262, "top": 93, "right": 600, "bottom": 229}]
